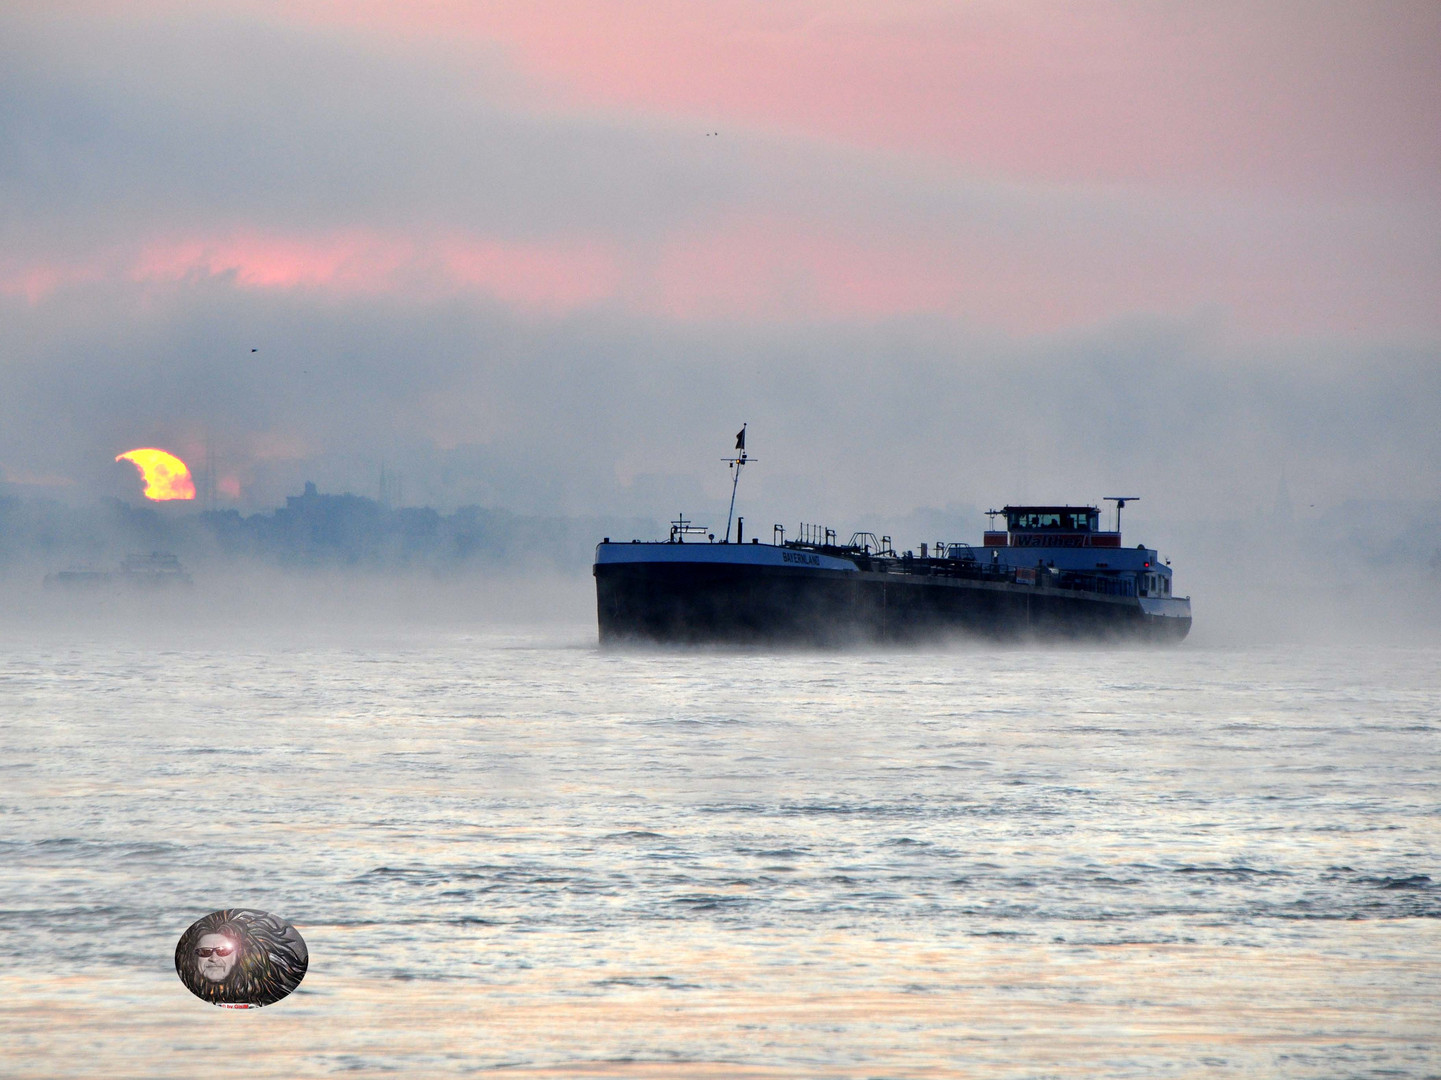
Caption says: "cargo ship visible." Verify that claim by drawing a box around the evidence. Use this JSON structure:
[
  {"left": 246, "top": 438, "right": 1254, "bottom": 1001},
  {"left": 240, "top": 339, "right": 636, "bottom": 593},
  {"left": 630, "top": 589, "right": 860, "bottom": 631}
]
[{"left": 593, "top": 430, "right": 1191, "bottom": 645}]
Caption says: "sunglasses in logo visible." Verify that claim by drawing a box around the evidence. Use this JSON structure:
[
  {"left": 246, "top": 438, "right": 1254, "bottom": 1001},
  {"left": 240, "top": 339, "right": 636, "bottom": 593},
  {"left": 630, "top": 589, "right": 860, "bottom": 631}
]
[{"left": 195, "top": 946, "right": 235, "bottom": 958}]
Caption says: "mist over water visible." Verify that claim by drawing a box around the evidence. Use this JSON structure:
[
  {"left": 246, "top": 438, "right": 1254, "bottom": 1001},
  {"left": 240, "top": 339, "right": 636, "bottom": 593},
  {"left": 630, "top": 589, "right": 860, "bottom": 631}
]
[
  {"left": 1, "top": 573, "right": 1437, "bottom": 1078},
  {"left": 5, "top": 1, "right": 1438, "bottom": 1072}
]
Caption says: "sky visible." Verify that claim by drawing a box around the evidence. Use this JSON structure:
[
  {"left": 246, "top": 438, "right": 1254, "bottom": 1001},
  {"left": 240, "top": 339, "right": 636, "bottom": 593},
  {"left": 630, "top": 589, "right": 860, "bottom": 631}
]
[{"left": 1, "top": 0, "right": 1438, "bottom": 537}]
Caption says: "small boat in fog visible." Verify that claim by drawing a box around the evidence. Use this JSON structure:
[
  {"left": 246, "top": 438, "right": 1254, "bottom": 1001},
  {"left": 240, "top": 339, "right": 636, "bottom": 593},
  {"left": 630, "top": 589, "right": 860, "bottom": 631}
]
[
  {"left": 593, "top": 431, "right": 1191, "bottom": 645},
  {"left": 45, "top": 551, "right": 193, "bottom": 590}
]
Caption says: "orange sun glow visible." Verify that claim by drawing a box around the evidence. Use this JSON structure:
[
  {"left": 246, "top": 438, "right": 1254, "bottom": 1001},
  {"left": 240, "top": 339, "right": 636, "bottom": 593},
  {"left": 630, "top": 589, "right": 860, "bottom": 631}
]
[{"left": 116, "top": 448, "right": 195, "bottom": 500}]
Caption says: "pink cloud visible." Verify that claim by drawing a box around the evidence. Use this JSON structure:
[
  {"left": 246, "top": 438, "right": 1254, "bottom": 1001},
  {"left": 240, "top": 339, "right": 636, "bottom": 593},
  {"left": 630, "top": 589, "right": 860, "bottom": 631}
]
[
  {"left": 131, "top": 232, "right": 416, "bottom": 290},
  {"left": 4, "top": 230, "right": 623, "bottom": 314},
  {"left": 278, "top": 0, "right": 1441, "bottom": 198},
  {"left": 4, "top": 215, "right": 1436, "bottom": 337},
  {"left": 7, "top": 4, "right": 1429, "bottom": 338},
  {"left": 0, "top": 263, "right": 103, "bottom": 304}
]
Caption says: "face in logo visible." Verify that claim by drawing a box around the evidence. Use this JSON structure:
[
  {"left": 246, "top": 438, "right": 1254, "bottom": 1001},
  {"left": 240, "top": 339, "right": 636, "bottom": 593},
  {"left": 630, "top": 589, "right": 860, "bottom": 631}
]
[
  {"left": 175, "top": 909, "right": 308, "bottom": 1007},
  {"left": 194, "top": 933, "right": 239, "bottom": 983}
]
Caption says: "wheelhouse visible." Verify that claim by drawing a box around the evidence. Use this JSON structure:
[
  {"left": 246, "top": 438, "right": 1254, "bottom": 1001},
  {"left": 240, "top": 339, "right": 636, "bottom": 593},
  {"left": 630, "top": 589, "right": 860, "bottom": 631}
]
[
  {"left": 1006, "top": 506, "right": 1099, "bottom": 532},
  {"left": 983, "top": 505, "right": 1121, "bottom": 549}
]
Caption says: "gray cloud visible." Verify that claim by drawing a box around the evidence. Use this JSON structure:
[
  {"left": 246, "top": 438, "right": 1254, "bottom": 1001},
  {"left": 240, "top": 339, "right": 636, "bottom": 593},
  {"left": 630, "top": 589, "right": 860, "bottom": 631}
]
[
  {"left": 3, "top": 278, "right": 1436, "bottom": 521},
  {"left": 2, "top": 2, "right": 1437, "bottom": 621}
]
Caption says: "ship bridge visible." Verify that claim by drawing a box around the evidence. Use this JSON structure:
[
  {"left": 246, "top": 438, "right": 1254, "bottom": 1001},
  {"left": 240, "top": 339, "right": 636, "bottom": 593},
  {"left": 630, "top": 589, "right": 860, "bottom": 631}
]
[
  {"left": 983, "top": 505, "right": 1121, "bottom": 549},
  {"left": 978, "top": 503, "right": 1173, "bottom": 597}
]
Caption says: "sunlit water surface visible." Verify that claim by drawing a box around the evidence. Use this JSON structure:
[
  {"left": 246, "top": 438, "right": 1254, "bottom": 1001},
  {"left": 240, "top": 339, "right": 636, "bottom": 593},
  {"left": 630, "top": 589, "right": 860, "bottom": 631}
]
[{"left": 1, "top": 612, "right": 1437, "bottom": 1078}]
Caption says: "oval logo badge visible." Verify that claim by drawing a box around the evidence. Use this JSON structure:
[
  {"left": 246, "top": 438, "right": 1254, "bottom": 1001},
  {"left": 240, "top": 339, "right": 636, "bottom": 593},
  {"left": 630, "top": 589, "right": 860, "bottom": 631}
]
[{"left": 174, "top": 909, "right": 308, "bottom": 1008}]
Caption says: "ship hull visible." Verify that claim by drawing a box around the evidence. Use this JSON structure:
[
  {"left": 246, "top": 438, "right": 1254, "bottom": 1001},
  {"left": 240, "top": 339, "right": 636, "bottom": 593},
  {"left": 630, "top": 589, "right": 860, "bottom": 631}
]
[{"left": 594, "top": 547, "right": 1190, "bottom": 646}]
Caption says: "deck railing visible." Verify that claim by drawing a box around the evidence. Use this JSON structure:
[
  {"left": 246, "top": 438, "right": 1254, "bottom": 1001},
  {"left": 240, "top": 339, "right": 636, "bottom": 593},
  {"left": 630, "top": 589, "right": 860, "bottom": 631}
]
[{"left": 783, "top": 539, "right": 1139, "bottom": 598}]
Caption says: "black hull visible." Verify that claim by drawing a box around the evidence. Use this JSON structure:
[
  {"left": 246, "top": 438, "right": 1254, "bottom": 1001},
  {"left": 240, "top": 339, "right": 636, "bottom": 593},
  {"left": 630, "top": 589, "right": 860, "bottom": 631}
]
[{"left": 595, "top": 562, "right": 1190, "bottom": 646}]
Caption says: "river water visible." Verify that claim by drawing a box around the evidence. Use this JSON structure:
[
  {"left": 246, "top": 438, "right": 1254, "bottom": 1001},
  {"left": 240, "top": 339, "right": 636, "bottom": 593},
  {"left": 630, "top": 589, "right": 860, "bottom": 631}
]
[{"left": 1, "top": 591, "right": 1438, "bottom": 1078}]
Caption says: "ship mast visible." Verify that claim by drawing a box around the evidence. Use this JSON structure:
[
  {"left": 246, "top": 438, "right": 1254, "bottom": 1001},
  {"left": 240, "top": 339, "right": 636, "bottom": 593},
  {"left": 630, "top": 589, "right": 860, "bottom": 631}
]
[
  {"left": 1103, "top": 496, "right": 1140, "bottom": 534},
  {"left": 723, "top": 424, "right": 755, "bottom": 543}
]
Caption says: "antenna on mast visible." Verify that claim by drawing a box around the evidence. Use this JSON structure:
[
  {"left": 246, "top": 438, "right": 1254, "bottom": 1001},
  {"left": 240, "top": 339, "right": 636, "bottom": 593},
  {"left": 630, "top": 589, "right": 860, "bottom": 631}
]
[
  {"left": 722, "top": 424, "right": 755, "bottom": 543},
  {"left": 1103, "top": 496, "right": 1140, "bottom": 534}
]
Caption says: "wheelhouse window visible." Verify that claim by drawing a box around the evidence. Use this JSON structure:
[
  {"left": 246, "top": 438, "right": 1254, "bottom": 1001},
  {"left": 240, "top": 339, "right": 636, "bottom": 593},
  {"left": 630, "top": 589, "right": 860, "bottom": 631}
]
[
  {"left": 1009, "top": 512, "right": 1061, "bottom": 529},
  {"left": 1007, "top": 509, "right": 1097, "bottom": 531}
]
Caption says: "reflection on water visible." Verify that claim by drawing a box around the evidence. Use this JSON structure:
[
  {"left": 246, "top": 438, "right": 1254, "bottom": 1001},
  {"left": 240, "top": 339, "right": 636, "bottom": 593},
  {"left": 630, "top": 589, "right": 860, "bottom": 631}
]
[{"left": 1, "top": 626, "right": 1437, "bottom": 1077}]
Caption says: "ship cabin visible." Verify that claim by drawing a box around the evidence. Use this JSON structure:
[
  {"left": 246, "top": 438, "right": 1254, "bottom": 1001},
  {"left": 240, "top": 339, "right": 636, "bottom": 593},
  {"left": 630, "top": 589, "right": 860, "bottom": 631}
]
[
  {"left": 979, "top": 504, "right": 1174, "bottom": 597},
  {"left": 982, "top": 506, "right": 1121, "bottom": 550}
]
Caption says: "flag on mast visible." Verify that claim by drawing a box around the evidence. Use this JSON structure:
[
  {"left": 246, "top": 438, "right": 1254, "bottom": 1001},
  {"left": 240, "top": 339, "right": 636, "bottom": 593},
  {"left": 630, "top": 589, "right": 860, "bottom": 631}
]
[{"left": 735, "top": 426, "right": 746, "bottom": 451}]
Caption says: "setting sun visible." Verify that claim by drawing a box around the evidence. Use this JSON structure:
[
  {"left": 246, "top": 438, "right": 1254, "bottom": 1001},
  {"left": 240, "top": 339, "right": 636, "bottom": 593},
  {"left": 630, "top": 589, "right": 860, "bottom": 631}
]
[{"left": 116, "top": 447, "right": 195, "bottom": 500}]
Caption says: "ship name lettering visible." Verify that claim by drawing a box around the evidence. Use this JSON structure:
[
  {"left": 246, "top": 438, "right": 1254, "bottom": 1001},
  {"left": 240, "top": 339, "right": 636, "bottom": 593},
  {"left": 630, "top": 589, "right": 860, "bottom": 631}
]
[{"left": 783, "top": 552, "right": 821, "bottom": 566}]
